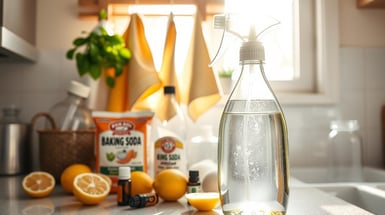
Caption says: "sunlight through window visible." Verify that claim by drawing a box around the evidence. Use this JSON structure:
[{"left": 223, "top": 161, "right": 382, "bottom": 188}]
[{"left": 109, "top": 0, "right": 329, "bottom": 96}]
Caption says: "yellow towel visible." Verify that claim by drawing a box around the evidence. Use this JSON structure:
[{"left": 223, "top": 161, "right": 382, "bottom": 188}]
[
  {"left": 107, "top": 14, "right": 161, "bottom": 112},
  {"left": 159, "top": 13, "right": 178, "bottom": 89},
  {"left": 136, "top": 13, "right": 180, "bottom": 121},
  {"left": 156, "top": 13, "right": 181, "bottom": 121},
  {"left": 182, "top": 12, "right": 221, "bottom": 121}
]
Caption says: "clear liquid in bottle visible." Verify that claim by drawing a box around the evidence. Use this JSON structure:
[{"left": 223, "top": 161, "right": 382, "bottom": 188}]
[
  {"left": 219, "top": 100, "right": 289, "bottom": 215},
  {"left": 217, "top": 36, "right": 289, "bottom": 214}
]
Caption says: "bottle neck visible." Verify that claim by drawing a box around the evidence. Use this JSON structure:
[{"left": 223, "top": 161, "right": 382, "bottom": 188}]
[
  {"left": 67, "top": 92, "right": 87, "bottom": 105},
  {"left": 230, "top": 62, "right": 275, "bottom": 101}
]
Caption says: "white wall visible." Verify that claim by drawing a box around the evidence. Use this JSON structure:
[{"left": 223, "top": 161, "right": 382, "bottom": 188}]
[
  {"left": 339, "top": 0, "right": 385, "bottom": 47},
  {"left": 0, "top": 0, "right": 385, "bottom": 169}
]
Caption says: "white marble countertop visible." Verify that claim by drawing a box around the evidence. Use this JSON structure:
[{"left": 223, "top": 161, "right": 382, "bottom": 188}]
[{"left": 0, "top": 176, "right": 374, "bottom": 215}]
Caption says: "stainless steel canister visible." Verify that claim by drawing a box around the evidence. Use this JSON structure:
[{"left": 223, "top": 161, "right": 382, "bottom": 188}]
[{"left": 0, "top": 107, "right": 30, "bottom": 175}]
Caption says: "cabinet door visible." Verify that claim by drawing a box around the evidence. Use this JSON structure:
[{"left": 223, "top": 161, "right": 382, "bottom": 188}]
[{"left": 2, "top": 0, "right": 36, "bottom": 45}]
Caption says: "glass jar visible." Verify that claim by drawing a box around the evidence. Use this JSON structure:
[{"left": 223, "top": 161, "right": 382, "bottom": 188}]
[{"left": 328, "top": 120, "right": 363, "bottom": 182}]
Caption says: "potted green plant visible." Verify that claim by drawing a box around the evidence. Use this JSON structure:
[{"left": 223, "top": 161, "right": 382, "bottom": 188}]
[
  {"left": 66, "top": 10, "right": 131, "bottom": 88},
  {"left": 218, "top": 68, "right": 234, "bottom": 94}
]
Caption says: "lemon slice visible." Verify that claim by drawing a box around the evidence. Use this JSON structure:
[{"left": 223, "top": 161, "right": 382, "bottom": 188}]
[
  {"left": 186, "top": 192, "right": 220, "bottom": 211},
  {"left": 22, "top": 171, "right": 55, "bottom": 198},
  {"left": 73, "top": 173, "right": 110, "bottom": 205}
]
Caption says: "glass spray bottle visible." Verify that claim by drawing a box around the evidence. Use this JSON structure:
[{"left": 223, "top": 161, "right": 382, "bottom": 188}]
[{"left": 216, "top": 15, "right": 290, "bottom": 215}]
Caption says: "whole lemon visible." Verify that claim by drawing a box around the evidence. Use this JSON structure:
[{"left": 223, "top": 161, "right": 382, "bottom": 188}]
[
  {"left": 131, "top": 171, "right": 154, "bottom": 195},
  {"left": 60, "top": 164, "right": 92, "bottom": 193},
  {"left": 153, "top": 169, "right": 187, "bottom": 201}
]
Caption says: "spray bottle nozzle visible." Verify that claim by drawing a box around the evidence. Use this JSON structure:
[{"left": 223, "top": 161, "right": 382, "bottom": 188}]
[{"left": 209, "top": 13, "right": 280, "bottom": 67}]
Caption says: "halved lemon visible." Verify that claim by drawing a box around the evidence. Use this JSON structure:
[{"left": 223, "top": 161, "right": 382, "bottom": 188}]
[
  {"left": 97, "top": 173, "right": 112, "bottom": 188},
  {"left": 60, "top": 163, "right": 92, "bottom": 193},
  {"left": 186, "top": 192, "right": 220, "bottom": 211},
  {"left": 22, "top": 171, "right": 55, "bottom": 198},
  {"left": 73, "top": 173, "right": 110, "bottom": 205}
]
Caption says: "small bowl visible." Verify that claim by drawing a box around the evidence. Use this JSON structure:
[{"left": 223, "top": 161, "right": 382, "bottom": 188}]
[{"left": 185, "top": 192, "right": 220, "bottom": 211}]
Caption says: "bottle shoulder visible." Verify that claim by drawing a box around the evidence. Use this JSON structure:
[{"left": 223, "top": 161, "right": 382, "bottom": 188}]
[{"left": 223, "top": 99, "right": 283, "bottom": 113}]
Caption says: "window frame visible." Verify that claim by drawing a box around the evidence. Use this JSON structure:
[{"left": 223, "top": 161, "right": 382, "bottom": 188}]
[{"left": 275, "top": 0, "right": 339, "bottom": 105}]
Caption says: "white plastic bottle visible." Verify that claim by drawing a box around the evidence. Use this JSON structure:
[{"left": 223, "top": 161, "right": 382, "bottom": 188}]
[
  {"left": 152, "top": 86, "right": 187, "bottom": 176},
  {"left": 48, "top": 81, "right": 93, "bottom": 131},
  {"left": 217, "top": 28, "right": 290, "bottom": 214}
]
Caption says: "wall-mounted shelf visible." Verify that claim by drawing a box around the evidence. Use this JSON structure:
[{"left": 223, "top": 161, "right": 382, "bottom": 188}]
[
  {"left": 357, "top": 0, "right": 385, "bottom": 8},
  {"left": 78, "top": 0, "right": 224, "bottom": 20}
]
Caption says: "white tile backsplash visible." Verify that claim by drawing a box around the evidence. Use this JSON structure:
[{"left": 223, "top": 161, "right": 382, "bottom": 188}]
[
  {"left": 1, "top": 47, "right": 385, "bottom": 169},
  {"left": 340, "top": 48, "right": 365, "bottom": 90},
  {"left": 365, "top": 48, "right": 385, "bottom": 90}
]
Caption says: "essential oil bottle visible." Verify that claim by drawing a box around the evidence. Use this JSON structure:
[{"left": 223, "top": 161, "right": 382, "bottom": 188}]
[
  {"left": 117, "top": 166, "right": 131, "bottom": 206},
  {"left": 187, "top": 170, "right": 201, "bottom": 193}
]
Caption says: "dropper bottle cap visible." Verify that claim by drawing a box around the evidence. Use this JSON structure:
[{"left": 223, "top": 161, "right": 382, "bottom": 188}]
[
  {"left": 118, "top": 166, "right": 131, "bottom": 180},
  {"left": 189, "top": 170, "right": 200, "bottom": 183},
  {"left": 163, "top": 86, "right": 176, "bottom": 94}
]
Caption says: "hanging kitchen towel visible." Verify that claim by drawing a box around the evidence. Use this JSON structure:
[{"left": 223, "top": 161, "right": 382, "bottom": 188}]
[
  {"left": 182, "top": 12, "right": 221, "bottom": 121},
  {"left": 156, "top": 13, "right": 180, "bottom": 121},
  {"left": 136, "top": 13, "right": 181, "bottom": 120},
  {"left": 158, "top": 13, "right": 180, "bottom": 97},
  {"left": 107, "top": 13, "right": 161, "bottom": 112}
]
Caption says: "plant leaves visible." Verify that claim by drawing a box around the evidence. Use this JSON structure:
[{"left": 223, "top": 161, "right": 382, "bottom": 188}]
[
  {"left": 119, "top": 49, "right": 132, "bottom": 60},
  {"left": 99, "top": 9, "right": 107, "bottom": 20},
  {"left": 66, "top": 21, "right": 132, "bottom": 88},
  {"left": 66, "top": 48, "right": 76, "bottom": 59},
  {"left": 106, "top": 76, "right": 115, "bottom": 88},
  {"left": 89, "top": 64, "right": 102, "bottom": 80},
  {"left": 73, "top": 38, "right": 87, "bottom": 46},
  {"left": 76, "top": 53, "right": 89, "bottom": 76},
  {"left": 114, "top": 64, "right": 123, "bottom": 77}
]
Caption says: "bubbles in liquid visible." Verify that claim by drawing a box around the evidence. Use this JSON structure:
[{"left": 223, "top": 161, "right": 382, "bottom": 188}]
[{"left": 218, "top": 100, "right": 289, "bottom": 214}]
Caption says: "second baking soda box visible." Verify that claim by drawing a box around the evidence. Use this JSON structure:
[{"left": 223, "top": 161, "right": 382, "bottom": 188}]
[{"left": 92, "top": 111, "right": 154, "bottom": 193}]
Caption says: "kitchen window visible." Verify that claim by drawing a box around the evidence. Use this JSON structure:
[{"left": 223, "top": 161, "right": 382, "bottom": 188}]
[{"left": 108, "top": 0, "right": 339, "bottom": 104}]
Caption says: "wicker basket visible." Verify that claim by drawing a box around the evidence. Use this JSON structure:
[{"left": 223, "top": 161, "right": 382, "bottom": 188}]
[{"left": 31, "top": 112, "right": 95, "bottom": 181}]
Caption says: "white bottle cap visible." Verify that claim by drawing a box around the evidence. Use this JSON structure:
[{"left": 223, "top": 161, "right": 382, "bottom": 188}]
[
  {"left": 68, "top": 81, "right": 91, "bottom": 98},
  {"left": 240, "top": 41, "right": 265, "bottom": 62},
  {"left": 118, "top": 166, "right": 131, "bottom": 180}
]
